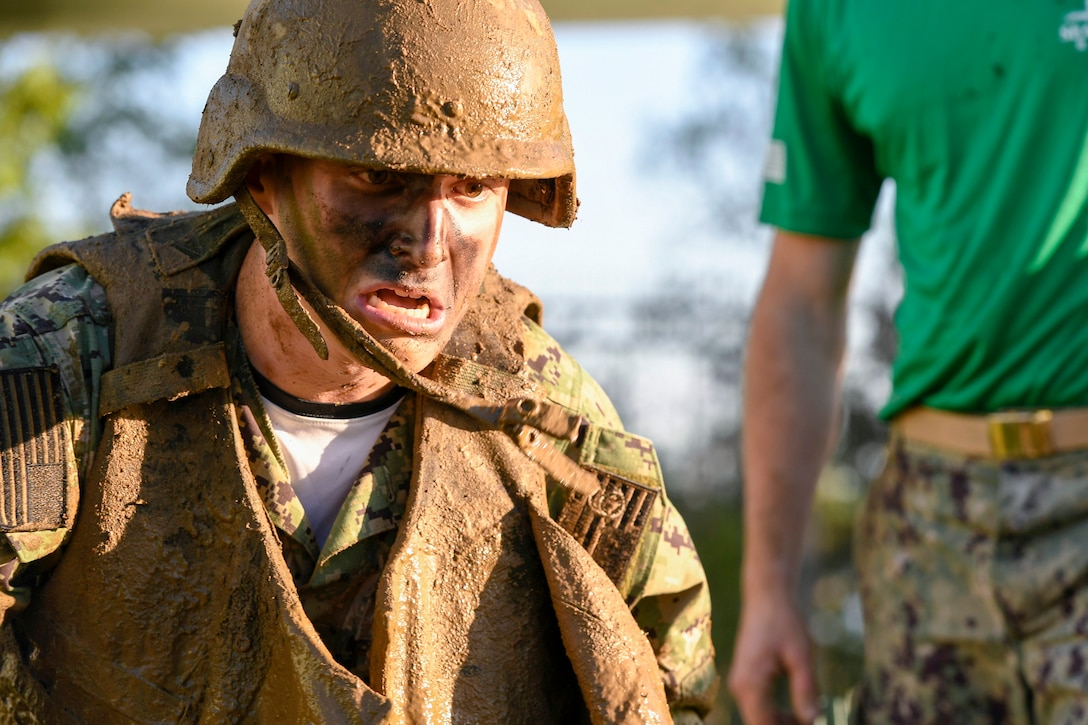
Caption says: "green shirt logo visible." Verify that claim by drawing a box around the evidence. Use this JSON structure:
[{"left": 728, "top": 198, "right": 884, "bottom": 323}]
[{"left": 1060, "top": 1, "right": 1088, "bottom": 51}]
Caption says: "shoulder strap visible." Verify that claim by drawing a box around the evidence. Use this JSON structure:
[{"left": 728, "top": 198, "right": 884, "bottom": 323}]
[
  {"left": 432, "top": 274, "right": 665, "bottom": 587},
  {"left": 29, "top": 196, "right": 251, "bottom": 412}
]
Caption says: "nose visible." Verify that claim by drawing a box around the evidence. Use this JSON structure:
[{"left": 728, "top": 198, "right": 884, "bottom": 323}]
[{"left": 389, "top": 185, "right": 448, "bottom": 268}]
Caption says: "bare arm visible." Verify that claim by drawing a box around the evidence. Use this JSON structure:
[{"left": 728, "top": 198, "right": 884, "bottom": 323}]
[{"left": 728, "top": 230, "right": 859, "bottom": 725}]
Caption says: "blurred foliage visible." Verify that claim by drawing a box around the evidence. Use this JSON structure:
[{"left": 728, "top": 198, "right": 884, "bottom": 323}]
[
  {"left": 642, "top": 21, "right": 901, "bottom": 721},
  {"left": 0, "top": 33, "right": 205, "bottom": 296},
  {"left": 538, "top": 22, "right": 899, "bottom": 719},
  {"left": 44, "top": 37, "right": 198, "bottom": 207},
  {"left": 631, "top": 280, "right": 749, "bottom": 496},
  {"left": 678, "top": 495, "right": 743, "bottom": 724},
  {"left": 650, "top": 23, "right": 779, "bottom": 239},
  {"left": 0, "top": 63, "right": 77, "bottom": 294}
]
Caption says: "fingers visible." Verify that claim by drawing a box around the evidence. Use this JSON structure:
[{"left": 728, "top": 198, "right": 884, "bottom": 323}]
[
  {"left": 784, "top": 640, "right": 820, "bottom": 724},
  {"left": 728, "top": 656, "right": 778, "bottom": 725},
  {"left": 728, "top": 605, "right": 820, "bottom": 725},
  {"left": 730, "top": 672, "right": 817, "bottom": 725},
  {"left": 729, "top": 662, "right": 817, "bottom": 725},
  {"left": 728, "top": 633, "right": 790, "bottom": 725}
]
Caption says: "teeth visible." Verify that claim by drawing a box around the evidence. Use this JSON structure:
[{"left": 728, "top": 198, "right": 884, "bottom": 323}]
[{"left": 368, "top": 292, "right": 430, "bottom": 319}]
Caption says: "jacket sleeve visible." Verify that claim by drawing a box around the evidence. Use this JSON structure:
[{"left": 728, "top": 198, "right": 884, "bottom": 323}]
[
  {"left": 629, "top": 498, "right": 718, "bottom": 717},
  {"left": 0, "top": 263, "right": 111, "bottom": 624},
  {"left": 522, "top": 318, "right": 719, "bottom": 720}
]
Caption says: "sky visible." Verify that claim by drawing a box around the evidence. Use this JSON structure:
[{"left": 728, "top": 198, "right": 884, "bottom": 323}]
[{"left": 495, "top": 21, "right": 773, "bottom": 299}]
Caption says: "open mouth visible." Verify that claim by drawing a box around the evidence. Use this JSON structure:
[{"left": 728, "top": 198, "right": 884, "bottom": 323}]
[
  {"left": 358, "top": 286, "right": 445, "bottom": 335},
  {"left": 367, "top": 289, "right": 431, "bottom": 319}
]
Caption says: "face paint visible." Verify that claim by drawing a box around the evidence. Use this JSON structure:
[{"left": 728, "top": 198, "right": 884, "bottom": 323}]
[{"left": 256, "top": 156, "right": 509, "bottom": 375}]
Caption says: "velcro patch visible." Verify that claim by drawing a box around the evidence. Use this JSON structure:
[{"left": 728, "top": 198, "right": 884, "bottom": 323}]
[
  {"left": 0, "top": 368, "right": 72, "bottom": 531},
  {"left": 556, "top": 468, "right": 657, "bottom": 586}
]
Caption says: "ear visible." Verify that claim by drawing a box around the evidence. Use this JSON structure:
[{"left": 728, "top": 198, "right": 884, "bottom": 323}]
[{"left": 245, "top": 154, "right": 280, "bottom": 224}]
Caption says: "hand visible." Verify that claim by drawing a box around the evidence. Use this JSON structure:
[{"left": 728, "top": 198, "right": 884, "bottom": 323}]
[{"left": 728, "top": 595, "right": 819, "bottom": 725}]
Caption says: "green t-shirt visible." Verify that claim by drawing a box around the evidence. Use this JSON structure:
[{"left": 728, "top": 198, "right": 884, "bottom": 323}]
[{"left": 760, "top": 0, "right": 1088, "bottom": 418}]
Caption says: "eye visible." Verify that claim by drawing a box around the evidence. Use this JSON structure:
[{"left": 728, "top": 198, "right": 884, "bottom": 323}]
[
  {"left": 462, "top": 181, "right": 487, "bottom": 198},
  {"left": 455, "top": 177, "right": 496, "bottom": 200},
  {"left": 360, "top": 169, "right": 393, "bottom": 185}
]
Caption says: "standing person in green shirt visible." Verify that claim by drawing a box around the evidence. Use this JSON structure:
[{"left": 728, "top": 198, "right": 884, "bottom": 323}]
[{"left": 729, "top": 1, "right": 1088, "bottom": 723}]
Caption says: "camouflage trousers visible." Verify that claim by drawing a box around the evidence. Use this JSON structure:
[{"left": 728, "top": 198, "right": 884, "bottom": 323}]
[{"left": 854, "top": 437, "right": 1088, "bottom": 725}]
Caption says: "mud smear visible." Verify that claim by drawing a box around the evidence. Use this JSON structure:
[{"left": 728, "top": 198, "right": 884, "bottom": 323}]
[
  {"left": 188, "top": 0, "right": 578, "bottom": 227},
  {"left": 5, "top": 199, "right": 673, "bottom": 722}
]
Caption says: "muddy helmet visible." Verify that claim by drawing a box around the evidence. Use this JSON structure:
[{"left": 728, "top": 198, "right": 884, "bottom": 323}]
[{"left": 187, "top": 0, "right": 577, "bottom": 227}]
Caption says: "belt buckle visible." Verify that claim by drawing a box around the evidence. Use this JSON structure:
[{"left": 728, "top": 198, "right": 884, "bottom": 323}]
[{"left": 987, "top": 410, "right": 1054, "bottom": 459}]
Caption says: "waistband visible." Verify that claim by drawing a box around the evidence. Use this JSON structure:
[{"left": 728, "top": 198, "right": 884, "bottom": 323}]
[{"left": 891, "top": 407, "right": 1088, "bottom": 460}]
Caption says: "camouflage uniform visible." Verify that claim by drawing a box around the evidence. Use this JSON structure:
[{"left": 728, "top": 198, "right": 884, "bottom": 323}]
[
  {"left": 855, "top": 436, "right": 1088, "bottom": 724},
  {"left": 0, "top": 262, "right": 718, "bottom": 719}
]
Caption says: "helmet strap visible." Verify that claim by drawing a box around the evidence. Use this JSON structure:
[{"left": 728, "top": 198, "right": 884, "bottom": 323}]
[
  {"left": 235, "top": 183, "right": 432, "bottom": 387},
  {"left": 285, "top": 262, "right": 602, "bottom": 497},
  {"left": 235, "top": 186, "right": 330, "bottom": 361},
  {"left": 234, "top": 189, "right": 601, "bottom": 498},
  {"left": 286, "top": 261, "right": 445, "bottom": 397},
  {"left": 234, "top": 184, "right": 423, "bottom": 387}
]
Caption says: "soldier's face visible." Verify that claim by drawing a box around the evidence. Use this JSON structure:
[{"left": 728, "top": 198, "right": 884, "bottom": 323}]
[{"left": 249, "top": 155, "right": 509, "bottom": 374}]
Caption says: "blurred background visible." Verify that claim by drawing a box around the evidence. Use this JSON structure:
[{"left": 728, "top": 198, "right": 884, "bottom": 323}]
[{"left": 0, "top": 1, "right": 902, "bottom": 721}]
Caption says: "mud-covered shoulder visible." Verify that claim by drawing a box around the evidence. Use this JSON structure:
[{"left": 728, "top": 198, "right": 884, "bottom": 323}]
[
  {"left": 520, "top": 316, "right": 623, "bottom": 430},
  {"left": 0, "top": 264, "right": 111, "bottom": 572},
  {"left": 521, "top": 319, "right": 718, "bottom": 714},
  {"left": 0, "top": 263, "right": 112, "bottom": 470},
  {"left": 0, "top": 264, "right": 111, "bottom": 359}
]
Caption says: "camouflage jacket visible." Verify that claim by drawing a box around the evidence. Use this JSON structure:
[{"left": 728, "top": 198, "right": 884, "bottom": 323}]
[{"left": 0, "top": 232, "right": 716, "bottom": 719}]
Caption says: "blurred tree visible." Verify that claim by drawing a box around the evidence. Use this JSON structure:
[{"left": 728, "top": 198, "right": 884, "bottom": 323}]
[
  {"left": 0, "top": 33, "right": 211, "bottom": 295},
  {"left": 635, "top": 21, "right": 903, "bottom": 720},
  {"left": 0, "top": 63, "right": 77, "bottom": 294},
  {"left": 653, "top": 23, "right": 779, "bottom": 239},
  {"left": 630, "top": 279, "right": 750, "bottom": 497},
  {"left": 46, "top": 37, "right": 202, "bottom": 214}
]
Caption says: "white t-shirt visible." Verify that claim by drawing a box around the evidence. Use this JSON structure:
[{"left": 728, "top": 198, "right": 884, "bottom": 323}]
[{"left": 257, "top": 380, "right": 404, "bottom": 548}]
